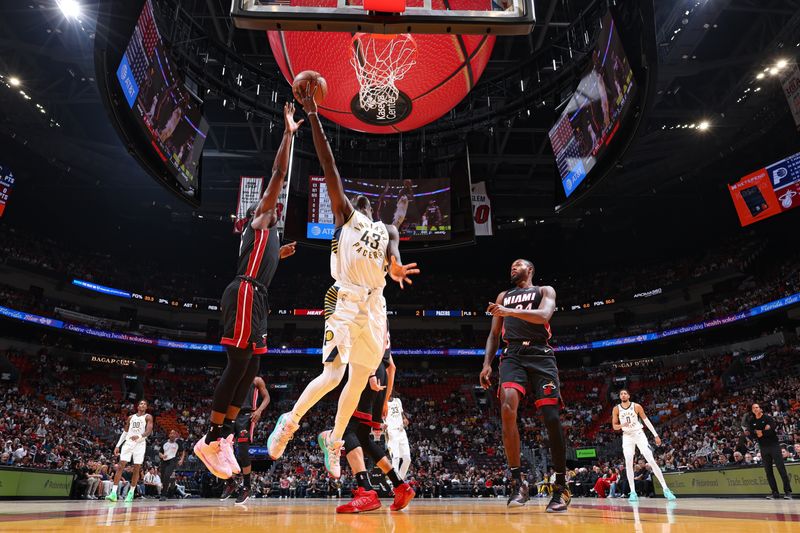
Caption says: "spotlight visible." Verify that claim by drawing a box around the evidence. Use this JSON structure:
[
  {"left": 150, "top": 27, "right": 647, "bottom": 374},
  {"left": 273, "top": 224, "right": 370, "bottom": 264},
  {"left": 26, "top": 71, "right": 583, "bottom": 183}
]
[
  {"left": 56, "top": 0, "right": 82, "bottom": 19},
  {"left": 769, "top": 67, "right": 778, "bottom": 76},
  {"left": 9, "top": 77, "right": 20, "bottom": 87},
  {"left": 517, "top": 218, "right": 524, "bottom": 223},
  {"left": 776, "top": 59, "right": 788, "bottom": 69},
  {"left": 756, "top": 73, "right": 765, "bottom": 80},
  {"left": 698, "top": 121, "right": 710, "bottom": 131}
]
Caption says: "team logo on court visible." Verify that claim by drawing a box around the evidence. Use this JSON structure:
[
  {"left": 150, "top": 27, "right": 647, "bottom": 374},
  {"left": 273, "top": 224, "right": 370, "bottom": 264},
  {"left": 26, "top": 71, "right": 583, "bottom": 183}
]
[
  {"left": 325, "top": 330, "right": 334, "bottom": 343},
  {"left": 542, "top": 381, "right": 557, "bottom": 395}
]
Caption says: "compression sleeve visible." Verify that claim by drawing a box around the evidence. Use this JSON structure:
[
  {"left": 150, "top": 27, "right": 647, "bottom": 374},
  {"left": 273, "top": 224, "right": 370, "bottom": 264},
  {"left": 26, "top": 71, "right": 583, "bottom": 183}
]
[
  {"left": 116, "top": 431, "right": 128, "bottom": 448},
  {"left": 643, "top": 418, "right": 658, "bottom": 438}
]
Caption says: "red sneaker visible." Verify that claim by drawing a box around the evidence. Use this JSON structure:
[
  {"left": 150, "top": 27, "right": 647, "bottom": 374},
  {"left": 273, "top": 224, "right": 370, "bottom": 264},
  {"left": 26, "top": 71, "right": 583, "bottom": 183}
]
[
  {"left": 390, "top": 483, "right": 416, "bottom": 511},
  {"left": 336, "top": 488, "right": 381, "bottom": 514}
]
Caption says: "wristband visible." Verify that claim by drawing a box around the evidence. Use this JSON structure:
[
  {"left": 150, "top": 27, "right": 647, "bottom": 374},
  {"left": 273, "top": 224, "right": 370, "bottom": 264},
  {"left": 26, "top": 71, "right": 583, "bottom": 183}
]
[{"left": 307, "top": 112, "right": 318, "bottom": 118}]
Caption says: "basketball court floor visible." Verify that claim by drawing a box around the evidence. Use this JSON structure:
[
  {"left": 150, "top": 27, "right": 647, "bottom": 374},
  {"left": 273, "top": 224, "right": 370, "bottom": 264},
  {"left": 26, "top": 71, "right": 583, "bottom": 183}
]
[{"left": 1, "top": 497, "right": 798, "bottom": 532}]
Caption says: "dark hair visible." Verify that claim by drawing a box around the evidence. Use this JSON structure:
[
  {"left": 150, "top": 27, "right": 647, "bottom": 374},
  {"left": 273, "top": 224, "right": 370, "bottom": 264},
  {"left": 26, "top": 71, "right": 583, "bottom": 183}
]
[
  {"left": 354, "top": 195, "right": 371, "bottom": 211},
  {"left": 515, "top": 259, "right": 535, "bottom": 277},
  {"left": 619, "top": 388, "right": 629, "bottom": 395}
]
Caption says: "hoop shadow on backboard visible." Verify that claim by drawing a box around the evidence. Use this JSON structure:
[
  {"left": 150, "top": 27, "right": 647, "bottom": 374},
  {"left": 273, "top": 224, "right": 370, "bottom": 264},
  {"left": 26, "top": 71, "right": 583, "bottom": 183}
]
[{"left": 231, "top": 0, "right": 536, "bottom": 35}]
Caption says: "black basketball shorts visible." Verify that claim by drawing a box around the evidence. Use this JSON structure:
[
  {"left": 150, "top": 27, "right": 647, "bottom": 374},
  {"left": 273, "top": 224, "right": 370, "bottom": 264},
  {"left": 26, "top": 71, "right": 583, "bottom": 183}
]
[
  {"left": 498, "top": 343, "right": 563, "bottom": 409},
  {"left": 234, "top": 411, "right": 253, "bottom": 444},
  {"left": 220, "top": 279, "right": 268, "bottom": 354}
]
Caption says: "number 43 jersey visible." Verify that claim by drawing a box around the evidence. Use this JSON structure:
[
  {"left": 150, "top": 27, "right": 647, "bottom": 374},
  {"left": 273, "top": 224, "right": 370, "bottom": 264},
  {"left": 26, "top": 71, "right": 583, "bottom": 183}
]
[{"left": 331, "top": 209, "right": 389, "bottom": 290}]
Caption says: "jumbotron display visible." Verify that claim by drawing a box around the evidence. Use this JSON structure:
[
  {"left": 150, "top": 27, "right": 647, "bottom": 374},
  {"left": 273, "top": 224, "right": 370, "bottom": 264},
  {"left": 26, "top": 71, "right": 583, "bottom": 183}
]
[
  {"left": 728, "top": 149, "right": 800, "bottom": 226},
  {"left": 115, "top": 0, "right": 208, "bottom": 196},
  {"left": 307, "top": 176, "right": 451, "bottom": 241},
  {"left": 548, "top": 12, "right": 636, "bottom": 197}
]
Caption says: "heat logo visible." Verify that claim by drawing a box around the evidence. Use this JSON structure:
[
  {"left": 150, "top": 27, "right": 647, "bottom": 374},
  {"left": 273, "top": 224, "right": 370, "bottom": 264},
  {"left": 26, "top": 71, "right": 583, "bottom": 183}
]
[{"left": 779, "top": 190, "right": 796, "bottom": 209}]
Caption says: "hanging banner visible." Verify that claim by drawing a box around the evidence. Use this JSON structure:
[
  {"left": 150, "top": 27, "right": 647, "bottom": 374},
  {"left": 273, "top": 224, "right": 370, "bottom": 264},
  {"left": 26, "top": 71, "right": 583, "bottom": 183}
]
[
  {"left": 471, "top": 181, "right": 493, "bottom": 236},
  {"left": 234, "top": 176, "right": 264, "bottom": 233},
  {"left": 0, "top": 164, "right": 15, "bottom": 218},
  {"left": 781, "top": 63, "right": 800, "bottom": 130}
]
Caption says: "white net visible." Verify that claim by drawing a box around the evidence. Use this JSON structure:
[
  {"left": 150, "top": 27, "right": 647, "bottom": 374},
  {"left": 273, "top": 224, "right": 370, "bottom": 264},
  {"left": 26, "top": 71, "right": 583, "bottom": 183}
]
[{"left": 350, "top": 33, "right": 418, "bottom": 112}]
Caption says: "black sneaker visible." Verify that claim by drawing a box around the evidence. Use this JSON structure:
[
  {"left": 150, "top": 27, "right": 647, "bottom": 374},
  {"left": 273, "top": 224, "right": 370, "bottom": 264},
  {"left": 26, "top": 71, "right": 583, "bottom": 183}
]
[
  {"left": 766, "top": 493, "right": 780, "bottom": 500},
  {"left": 546, "top": 485, "right": 572, "bottom": 513},
  {"left": 507, "top": 480, "right": 529, "bottom": 508},
  {"left": 784, "top": 493, "right": 793, "bottom": 500},
  {"left": 235, "top": 487, "right": 251, "bottom": 506},
  {"left": 220, "top": 479, "right": 238, "bottom": 501},
  {"left": 159, "top": 496, "right": 167, "bottom": 502}
]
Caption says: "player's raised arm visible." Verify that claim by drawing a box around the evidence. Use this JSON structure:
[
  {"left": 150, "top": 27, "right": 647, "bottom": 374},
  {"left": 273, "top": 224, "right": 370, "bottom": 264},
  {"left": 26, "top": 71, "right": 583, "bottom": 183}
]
[
  {"left": 635, "top": 403, "right": 661, "bottom": 445},
  {"left": 612, "top": 405, "right": 622, "bottom": 431},
  {"left": 385, "top": 224, "right": 419, "bottom": 289},
  {"left": 480, "top": 291, "right": 507, "bottom": 389},
  {"left": 487, "top": 285, "right": 556, "bottom": 325},
  {"left": 252, "top": 103, "right": 303, "bottom": 230},
  {"left": 296, "top": 83, "right": 353, "bottom": 227}
]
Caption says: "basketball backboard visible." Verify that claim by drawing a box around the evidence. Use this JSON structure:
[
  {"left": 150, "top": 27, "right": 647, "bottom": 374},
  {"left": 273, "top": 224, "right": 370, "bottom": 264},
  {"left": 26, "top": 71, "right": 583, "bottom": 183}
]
[{"left": 231, "top": 0, "right": 535, "bottom": 35}]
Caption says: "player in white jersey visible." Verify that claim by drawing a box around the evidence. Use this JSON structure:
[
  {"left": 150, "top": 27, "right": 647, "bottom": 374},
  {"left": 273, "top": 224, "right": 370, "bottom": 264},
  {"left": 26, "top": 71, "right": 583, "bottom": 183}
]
[
  {"left": 106, "top": 400, "right": 153, "bottom": 502},
  {"left": 267, "top": 82, "right": 420, "bottom": 480},
  {"left": 385, "top": 395, "right": 411, "bottom": 479},
  {"left": 612, "top": 389, "right": 676, "bottom": 502}
]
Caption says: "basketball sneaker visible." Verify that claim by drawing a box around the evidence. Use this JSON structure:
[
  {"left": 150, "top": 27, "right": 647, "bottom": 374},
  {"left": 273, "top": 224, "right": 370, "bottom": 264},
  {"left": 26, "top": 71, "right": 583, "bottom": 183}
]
[
  {"left": 220, "top": 479, "right": 238, "bottom": 501},
  {"left": 663, "top": 488, "right": 677, "bottom": 501},
  {"left": 318, "top": 430, "right": 344, "bottom": 479},
  {"left": 219, "top": 434, "right": 241, "bottom": 475},
  {"left": 628, "top": 492, "right": 639, "bottom": 503},
  {"left": 124, "top": 489, "right": 135, "bottom": 503},
  {"left": 105, "top": 488, "right": 118, "bottom": 503},
  {"left": 507, "top": 480, "right": 529, "bottom": 508},
  {"left": 235, "top": 486, "right": 251, "bottom": 505},
  {"left": 267, "top": 413, "right": 299, "bottom": 460},
  {"left": 545, "top": 485, "right": 571, "bottom": 513},
  {"left": 336, "top": 488, "right": 381, "bottom": 513},
  {"left": 194, "top": 435, "right": 233, "bottom": 479},
  {"left": 390, "top": 483, "right": 416, "bottom": 511}
]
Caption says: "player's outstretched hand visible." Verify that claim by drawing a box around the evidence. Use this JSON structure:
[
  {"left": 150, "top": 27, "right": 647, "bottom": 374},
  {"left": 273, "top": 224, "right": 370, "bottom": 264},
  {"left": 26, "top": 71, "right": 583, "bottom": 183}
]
[
  {"left": 369, "top": 376, "right": 387, "bottom": 392},
  {"left": 297, "top": 82, "right": 318, "bottom": 114},
  {"left": 389, "top": 256, "right": 419, "bottom": 289},
  {"left": 487, "top": 302, "right": 511, "bottom": 317},
  {"left": 113, "top": 447, "right": 120, "bottom": 456},
  {"left": 655, "top": 436, "right": 662, "bottom": 446},
  {"left": 280, "top": 241, "right": 297, "bottom": 259},
  {"left": 479, "top": 365, "right": 492, "bottom": 390},
  {"left": 284, "top": 102, "right": 304, "bottom": 134},
  {"left": 382, "top": 401, "right": 389, "bottom": 420}
]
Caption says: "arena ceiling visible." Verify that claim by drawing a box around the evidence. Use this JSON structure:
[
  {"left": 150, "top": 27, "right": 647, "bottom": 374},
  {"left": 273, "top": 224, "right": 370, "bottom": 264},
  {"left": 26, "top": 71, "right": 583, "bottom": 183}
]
[{"left": 0, "top": 0, "right": 799, "bottom": 227}]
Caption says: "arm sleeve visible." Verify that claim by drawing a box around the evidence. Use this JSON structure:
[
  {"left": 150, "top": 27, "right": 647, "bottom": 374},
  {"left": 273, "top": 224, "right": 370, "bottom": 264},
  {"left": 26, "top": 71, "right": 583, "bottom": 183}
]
[
  {"left": 116, "top": 432, "right": 127, "bottom": 448},
  {"left": 642, "top": 418, "right": 658, "bottom": 438}
]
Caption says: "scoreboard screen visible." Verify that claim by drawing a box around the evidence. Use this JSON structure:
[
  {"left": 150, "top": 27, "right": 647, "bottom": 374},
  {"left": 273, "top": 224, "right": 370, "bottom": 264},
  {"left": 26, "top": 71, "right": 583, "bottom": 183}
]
[
  {"left": 307, "top": 176, "right": 451, "bottom": 241},
  {"left": 549, "top": 12, "right": 636, "bottom": 197},
  {"left": 0, "top": 164, "right": 14, "bottom": 218}
]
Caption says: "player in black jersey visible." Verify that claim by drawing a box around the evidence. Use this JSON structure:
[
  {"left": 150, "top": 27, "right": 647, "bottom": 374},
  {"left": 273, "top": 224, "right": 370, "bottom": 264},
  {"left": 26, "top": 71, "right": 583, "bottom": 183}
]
[
  {"left": 194, "top": 102, "right": 301, "bottom": 480},
  {"left": 480, "top": 259, "right": 571, "bottom": 513},
  {"left": 220, "top": 376, "right": 270, "bottom": 505},
  {"left": 337, "top": 334, "right": 415, "bottom": 514}
]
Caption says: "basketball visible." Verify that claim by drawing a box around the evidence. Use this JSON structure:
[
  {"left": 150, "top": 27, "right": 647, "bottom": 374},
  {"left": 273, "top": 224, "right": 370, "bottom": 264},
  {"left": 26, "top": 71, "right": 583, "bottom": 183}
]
[
  {"left": 292, "top": 70, "right": 328, "bottom": 105},
  {"left": 268, "top": 0, "right": 495, "bottom": 134}
]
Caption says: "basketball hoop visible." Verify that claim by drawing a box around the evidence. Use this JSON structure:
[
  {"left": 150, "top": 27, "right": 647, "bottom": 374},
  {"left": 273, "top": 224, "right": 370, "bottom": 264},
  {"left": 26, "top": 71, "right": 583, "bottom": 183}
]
[{"left": 350, "top": 33, "right": 418, "bottom": 117}]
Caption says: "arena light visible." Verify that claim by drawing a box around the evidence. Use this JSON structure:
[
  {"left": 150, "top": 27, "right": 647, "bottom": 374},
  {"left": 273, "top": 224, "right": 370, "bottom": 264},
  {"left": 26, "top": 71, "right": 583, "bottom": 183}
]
[
  {"left": 698, "top": 121, "right": 710, "bottom": 131},
  {"left": 756, "top": 72, "right": 765, "bottom": 80},
  {"left": 776, "top": 59, "right": 788, "bottom": 69},
  {"left": 56, "top": 0, "right": 82, "bottom": 20},
  {"left": 9, "top": 76, "right": 20, "bottom": 87}
]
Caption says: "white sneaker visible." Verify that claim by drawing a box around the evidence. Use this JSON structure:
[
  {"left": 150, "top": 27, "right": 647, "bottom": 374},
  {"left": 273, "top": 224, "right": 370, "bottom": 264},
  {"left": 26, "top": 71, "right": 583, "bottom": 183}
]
[
  {"left": 317, "top": 430, "right": 344, "bottom": 479},
  {"left": 267, "top": 413, "right": 300, "bottom": 460}
]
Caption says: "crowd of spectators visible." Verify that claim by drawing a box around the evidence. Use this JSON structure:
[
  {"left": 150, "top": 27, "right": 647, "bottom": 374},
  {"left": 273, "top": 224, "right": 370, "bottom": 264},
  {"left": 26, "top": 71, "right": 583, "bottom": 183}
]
[{"left": 3, "top": 337, "right": 799, "bottom": 500}]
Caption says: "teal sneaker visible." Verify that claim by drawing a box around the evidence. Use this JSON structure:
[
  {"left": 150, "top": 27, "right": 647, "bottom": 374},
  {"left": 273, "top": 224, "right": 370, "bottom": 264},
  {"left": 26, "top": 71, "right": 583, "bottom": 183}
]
[
  {"left": 663, "top": 488, "right": 676, "bottom": 501},
  {"left": 628, "top": 492, "right": 639, "bottom": 503},
  {"left": 317, "top": 430, "right": 343, "bottom": 479}
]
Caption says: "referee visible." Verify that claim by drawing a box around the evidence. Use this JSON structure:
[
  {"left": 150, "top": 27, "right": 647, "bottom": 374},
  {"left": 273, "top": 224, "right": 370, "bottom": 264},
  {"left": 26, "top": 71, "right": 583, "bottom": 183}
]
[
  {"left": 748, "top": 403, "right": 792, "bottom": 500},
  {"left": 159, "top": 430, "right": 186, "bottom": 501}
]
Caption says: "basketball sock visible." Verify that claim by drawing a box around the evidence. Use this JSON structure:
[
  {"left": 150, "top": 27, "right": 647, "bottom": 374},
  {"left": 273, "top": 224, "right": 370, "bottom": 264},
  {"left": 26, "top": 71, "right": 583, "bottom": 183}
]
[
  {"left": 223, "top": 419, "right": 235, "bottom": 437},
  {"left": 290, "top": 363, "right": 347, "bottom": 424},
  {"left": 205, "top": 423, "right": 225, "bottom": 444},
  {"left": 355, "top": 471, "right": 371, "bottom": 490},
  {"left": 510, "top": 467, "right": 522, "bottom": 481},
  {"left": 243, "top": 473, "right": 251, "bottom": 487},
  {"left": 386, "top": 469, "right": 403, "bottom": 488},
  {"left": 333, "top": 363, "right": 373, "bottom": 441}
]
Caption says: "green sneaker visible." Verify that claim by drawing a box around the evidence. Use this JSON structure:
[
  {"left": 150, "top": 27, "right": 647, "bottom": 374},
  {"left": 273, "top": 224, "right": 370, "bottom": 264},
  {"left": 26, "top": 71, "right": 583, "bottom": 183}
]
[
  {"left": 663, "top": 488, "right": 677, "bottom": 501},
  {"left": 317, "top": 430, "right": 343, "bottom": 479},
  {"left": 105, "top": 491, "right": 118, "bottom": 502},
  {"left": 628, "top": 492, "right": 639, "bottom": 503},
  {"left": 125, "top": 489, "right": 135, "bottom": 502}
]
